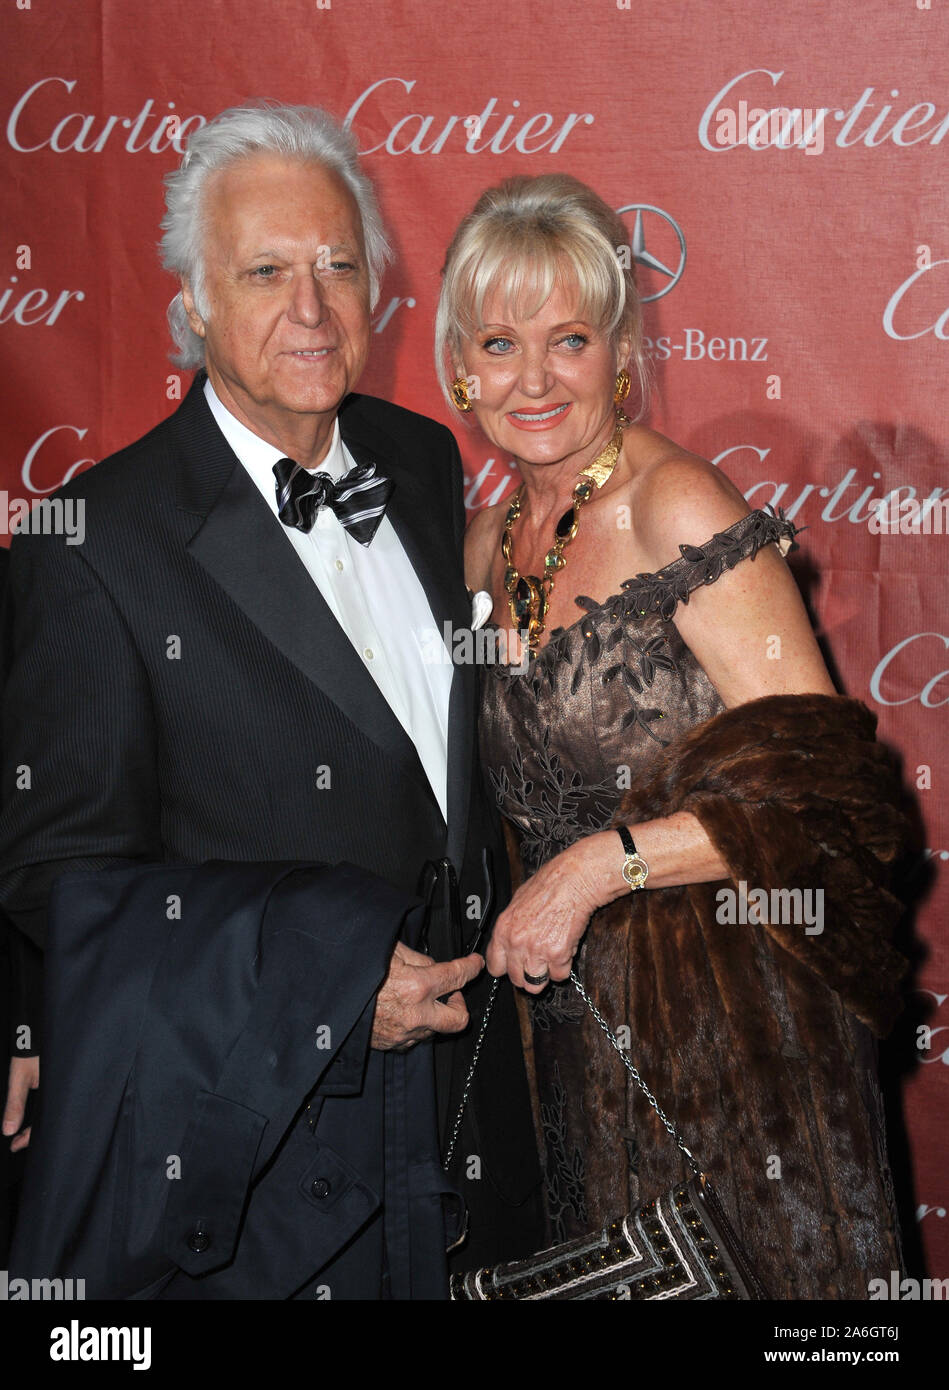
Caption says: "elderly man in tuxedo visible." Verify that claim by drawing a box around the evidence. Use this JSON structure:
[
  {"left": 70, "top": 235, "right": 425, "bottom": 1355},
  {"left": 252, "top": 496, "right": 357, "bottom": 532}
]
[{"left": 0, "top": 104, "right": 541, "bottom": 1297}]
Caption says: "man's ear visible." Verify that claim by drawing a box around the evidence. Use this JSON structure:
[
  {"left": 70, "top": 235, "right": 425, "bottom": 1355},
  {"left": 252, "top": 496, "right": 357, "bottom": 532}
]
[{"left": 181, "top": 280, "right": 207, "bottom": 339}]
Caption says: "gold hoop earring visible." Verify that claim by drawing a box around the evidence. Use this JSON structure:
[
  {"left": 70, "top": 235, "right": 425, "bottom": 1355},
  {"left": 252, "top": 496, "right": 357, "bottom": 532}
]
[
  {"left": 614, "top": 369, "right": 631, "bottom": 404},
  {"left": 450, "top": 376, "right": 473, "bottom": 412}
]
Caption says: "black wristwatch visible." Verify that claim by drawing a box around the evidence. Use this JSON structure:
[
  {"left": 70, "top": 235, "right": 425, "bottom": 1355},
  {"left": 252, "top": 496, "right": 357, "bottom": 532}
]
[{"left": 617, "top": 825, "right": 649, "bottom": 891}]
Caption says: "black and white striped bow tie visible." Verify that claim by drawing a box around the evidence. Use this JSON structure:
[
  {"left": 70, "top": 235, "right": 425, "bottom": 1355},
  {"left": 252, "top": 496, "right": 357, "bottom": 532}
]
[{"left": 273, "top": 456, "right": 394, "bottom": 546}]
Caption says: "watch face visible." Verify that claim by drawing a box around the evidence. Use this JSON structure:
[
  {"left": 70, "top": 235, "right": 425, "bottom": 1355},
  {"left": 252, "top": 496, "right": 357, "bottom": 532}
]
[{"left": 622, "top": 855, "right": 648, "bottom": 890}]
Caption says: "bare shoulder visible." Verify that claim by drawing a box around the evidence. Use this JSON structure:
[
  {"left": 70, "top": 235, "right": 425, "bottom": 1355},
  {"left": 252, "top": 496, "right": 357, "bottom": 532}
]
[
  {"left": 463, "top": 500, "right": 507, "bottom": 590},
  {"left": 626, "top": 433, "right": 750, "bottom": 573},
  {"left": 622, "top": 433, "right": 834, "bottom": 703}
]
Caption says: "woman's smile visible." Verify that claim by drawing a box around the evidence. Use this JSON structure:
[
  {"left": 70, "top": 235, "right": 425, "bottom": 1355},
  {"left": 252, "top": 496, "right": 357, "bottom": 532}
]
[{"left": 506, "top": 402, "right": 573, "bottom": 429}]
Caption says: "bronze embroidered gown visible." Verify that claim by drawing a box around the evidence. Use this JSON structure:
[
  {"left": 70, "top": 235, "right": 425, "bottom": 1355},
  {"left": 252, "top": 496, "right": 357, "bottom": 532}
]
[{"left": 478, "top": 509, "right": 905, "bottom": 1299}]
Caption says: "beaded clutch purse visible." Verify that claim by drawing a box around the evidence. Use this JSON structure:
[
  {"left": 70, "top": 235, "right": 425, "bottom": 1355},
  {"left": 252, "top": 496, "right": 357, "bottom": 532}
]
[
  {"left": 450, "top": 1173, "right": 765, "bottom": 1300},
  {"left": 448, "top": 974, "right": 768, "bottom": 1301}
]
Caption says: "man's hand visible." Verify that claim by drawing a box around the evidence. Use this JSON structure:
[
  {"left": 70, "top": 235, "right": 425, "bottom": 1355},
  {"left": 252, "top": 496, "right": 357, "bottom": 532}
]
[
  {"left": 371, "top": 942, "right": 483, "bottom": 1051},
  {"left": 3, "top": 1055, "right": 39, "bottom": 1152}
]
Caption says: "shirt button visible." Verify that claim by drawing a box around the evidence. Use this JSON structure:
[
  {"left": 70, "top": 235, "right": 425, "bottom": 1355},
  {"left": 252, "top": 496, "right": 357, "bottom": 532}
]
[
  {"left": 310, "top": 1178, "right": 331, "bottom": 1199},
  {"left": 363, "top": 647, "right": 373, "bottom": 661},
  {"left": 335, "top": 558, "right": 344, "bottom": 571}
]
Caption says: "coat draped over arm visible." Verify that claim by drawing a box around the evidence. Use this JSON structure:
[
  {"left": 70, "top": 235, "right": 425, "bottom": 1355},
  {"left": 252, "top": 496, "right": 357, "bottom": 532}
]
[{"left": 10, "top": 859, "right": 457, "bottom": 1300}]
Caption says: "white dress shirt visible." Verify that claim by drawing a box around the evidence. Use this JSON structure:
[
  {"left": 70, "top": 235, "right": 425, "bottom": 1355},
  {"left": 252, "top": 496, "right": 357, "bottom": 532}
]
[{"left": 204, "top": 379, "right": 452, "bottom": 821}]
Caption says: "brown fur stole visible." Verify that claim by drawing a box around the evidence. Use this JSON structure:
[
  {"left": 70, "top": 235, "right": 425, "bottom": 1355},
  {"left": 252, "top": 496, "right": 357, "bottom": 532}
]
[{"left": 524, "top": 693, "right": 909, "bottom": 1298}]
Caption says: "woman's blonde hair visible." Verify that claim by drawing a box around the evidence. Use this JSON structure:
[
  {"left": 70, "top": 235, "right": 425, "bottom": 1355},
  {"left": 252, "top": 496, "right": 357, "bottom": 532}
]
[{"left": 435, "top": 173, "right": 650, "bottom": 418}]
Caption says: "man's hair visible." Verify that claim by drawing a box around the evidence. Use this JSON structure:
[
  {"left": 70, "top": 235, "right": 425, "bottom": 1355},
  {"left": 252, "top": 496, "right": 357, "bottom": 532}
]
[
  {"left": 435, "top": 173, "right": 650, "bottom": 420},
  {"left": 160, "top": 103, "right": 392, "bottom": 368}
]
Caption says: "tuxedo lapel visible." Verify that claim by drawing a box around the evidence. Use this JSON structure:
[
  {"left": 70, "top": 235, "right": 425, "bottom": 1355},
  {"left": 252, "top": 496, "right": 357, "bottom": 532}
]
[{"left": 171, "top": 380, "right": 429, "bottom": 789}]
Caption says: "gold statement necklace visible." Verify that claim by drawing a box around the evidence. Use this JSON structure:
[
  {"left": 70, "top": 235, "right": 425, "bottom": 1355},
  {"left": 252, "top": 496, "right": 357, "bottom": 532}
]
[{"left": 502, "top": 408, "right": 629, "bottom": 655}]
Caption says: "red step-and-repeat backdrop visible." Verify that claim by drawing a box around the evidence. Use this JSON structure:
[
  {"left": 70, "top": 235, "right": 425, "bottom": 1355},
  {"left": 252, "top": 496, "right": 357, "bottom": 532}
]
[{"left": 2, "top": 0, "right": 946, "bottom": 1281}]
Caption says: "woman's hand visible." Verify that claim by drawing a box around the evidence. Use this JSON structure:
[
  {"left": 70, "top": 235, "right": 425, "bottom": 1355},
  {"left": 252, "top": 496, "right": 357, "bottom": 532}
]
[
  {"left": 485, "top": 813, "right": 732, "bottom": 992},
  {"left": 486, "top": 839, "right": 605, "bottom": 993}
]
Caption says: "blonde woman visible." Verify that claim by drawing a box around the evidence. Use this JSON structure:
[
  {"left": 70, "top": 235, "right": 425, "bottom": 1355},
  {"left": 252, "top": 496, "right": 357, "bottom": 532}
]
[{"left": 437, "top": 173, "right": 907, "bottom": 1298}]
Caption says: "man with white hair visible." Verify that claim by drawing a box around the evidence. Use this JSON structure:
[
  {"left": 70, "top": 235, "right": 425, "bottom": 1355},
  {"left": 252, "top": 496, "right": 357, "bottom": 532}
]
[{"left": 0, "top": 104, "right": 542, "bottom": 1298}]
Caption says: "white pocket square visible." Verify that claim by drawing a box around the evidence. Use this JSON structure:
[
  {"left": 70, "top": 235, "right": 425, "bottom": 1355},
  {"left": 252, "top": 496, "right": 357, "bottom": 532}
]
[{"left": 469, "top": 589, "right": 494, "bottom": 631}]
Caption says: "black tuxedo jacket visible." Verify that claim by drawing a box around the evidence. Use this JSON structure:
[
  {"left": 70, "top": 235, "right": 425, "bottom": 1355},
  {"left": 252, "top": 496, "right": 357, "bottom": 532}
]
[{"left": 0, "top": 375, "right": 541, "bottom": 1271}]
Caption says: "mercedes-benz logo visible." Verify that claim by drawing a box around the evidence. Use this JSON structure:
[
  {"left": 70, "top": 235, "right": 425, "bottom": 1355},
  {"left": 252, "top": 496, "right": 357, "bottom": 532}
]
[{"left": 615, "top": 204, "right": 687, "bottom": 301}]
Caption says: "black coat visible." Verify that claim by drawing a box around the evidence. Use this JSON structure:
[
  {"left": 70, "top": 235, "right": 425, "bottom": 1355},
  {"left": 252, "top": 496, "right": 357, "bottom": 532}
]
[
  {"left": 11, "top": 859, "right": 456, "bottom": 1299},
  {"left": 0, "top": 376, "right": 542, "bottom": 1286}
]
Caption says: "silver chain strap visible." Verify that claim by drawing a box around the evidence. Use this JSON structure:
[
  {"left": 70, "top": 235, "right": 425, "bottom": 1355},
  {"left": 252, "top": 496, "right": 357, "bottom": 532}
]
[
  {"left": 568, "top": 969, "right": 702, "bottom": 1180},
  {"left": 443, "top": 970, "right": 702, "bottom": 1181},
  {"left": 443, "top": 976, "right": 500, "bottom": 1171}
]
